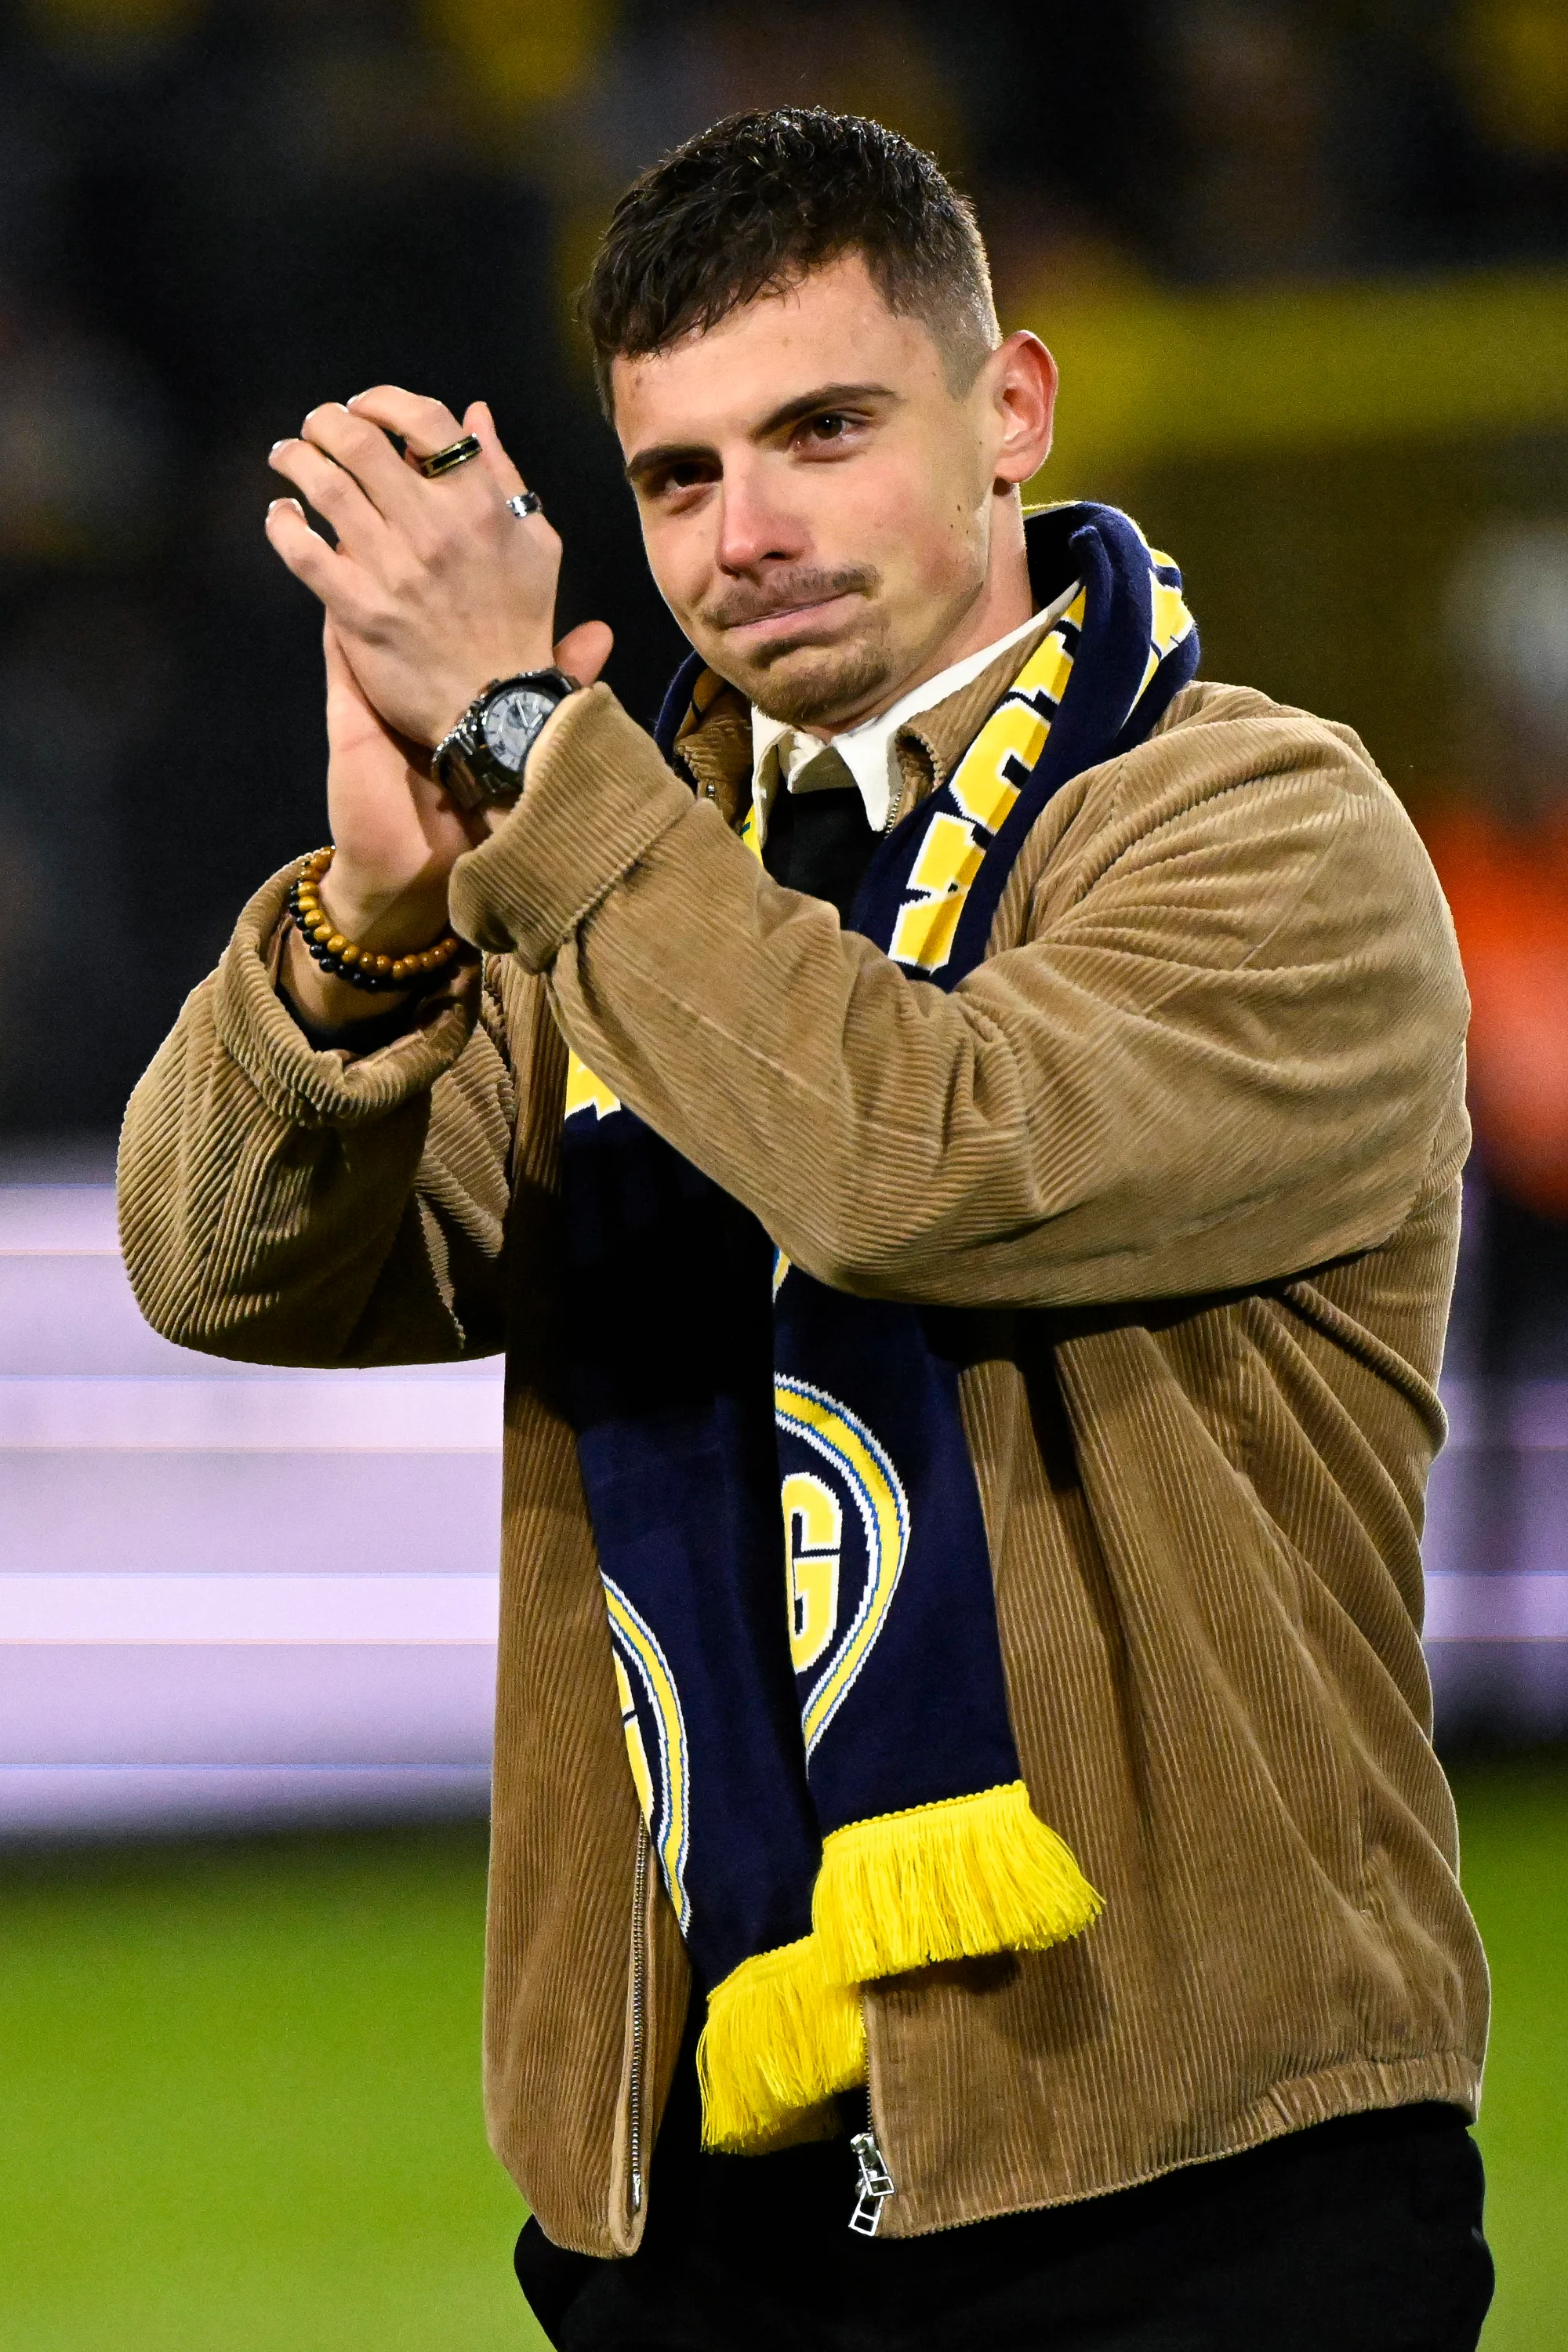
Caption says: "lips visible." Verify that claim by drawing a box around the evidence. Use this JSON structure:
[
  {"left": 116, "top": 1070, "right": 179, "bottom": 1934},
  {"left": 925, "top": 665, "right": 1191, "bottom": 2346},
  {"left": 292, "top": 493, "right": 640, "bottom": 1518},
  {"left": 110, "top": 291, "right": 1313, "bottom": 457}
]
[{"left": 724, "top": 591, "right": 858, "bottom": 645}]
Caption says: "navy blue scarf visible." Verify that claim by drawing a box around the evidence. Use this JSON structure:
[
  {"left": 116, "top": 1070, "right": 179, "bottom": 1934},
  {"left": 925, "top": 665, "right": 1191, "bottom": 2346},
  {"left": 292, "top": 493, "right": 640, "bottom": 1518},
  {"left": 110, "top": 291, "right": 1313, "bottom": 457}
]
[{"left": 561, "top": 505, "right": 1199, "bottom": 2151}]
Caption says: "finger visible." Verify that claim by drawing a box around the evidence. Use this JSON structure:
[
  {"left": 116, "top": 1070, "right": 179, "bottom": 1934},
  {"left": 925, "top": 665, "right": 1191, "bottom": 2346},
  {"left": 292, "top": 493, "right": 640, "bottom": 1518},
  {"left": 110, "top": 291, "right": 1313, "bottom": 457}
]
[
  {"left": 343, "top": 383, "right": 465, "bottom": 460},
  {"left": 269, "top": 437, "right": 387, "bottom": 560},
  {"left": 300, "top": 402, "right": 418, "bottom": 523},
  {"left": 322, "top": 614, "right": 363, "bottom": 699},
  {"left": 265, "top": 496, "right": 360, "bottom": 608},
  {"left": 323, "top": 615, "right": 431, "bottom": 768},
  {"left": 321, "top": 614, "right": 379, "bottom": 748},
  {"left": 464, "top": 400, "right": 527, "bottom": 500},
  {"left": 554, "top": 619, "right": 613, "bottom": 688}
]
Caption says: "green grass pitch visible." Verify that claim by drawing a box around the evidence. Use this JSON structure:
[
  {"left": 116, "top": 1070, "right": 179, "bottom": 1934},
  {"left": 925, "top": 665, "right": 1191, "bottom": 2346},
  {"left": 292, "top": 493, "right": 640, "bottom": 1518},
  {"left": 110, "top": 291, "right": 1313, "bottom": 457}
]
[{"left": 1, "top": 1758, "right": 1563, "bottom": 2349}]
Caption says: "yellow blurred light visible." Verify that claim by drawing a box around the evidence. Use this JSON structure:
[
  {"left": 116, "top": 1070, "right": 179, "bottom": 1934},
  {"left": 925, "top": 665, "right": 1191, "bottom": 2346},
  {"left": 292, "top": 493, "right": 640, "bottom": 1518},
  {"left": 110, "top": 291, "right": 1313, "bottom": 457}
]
[
  {"left": 1461, "top": 0, "right": 1568, "bottom": 154},
  {"left": 1023, "top": 266, "right": 1568, "bottom": 488},
  {"left": 423, "top": 0, "right": 615, "bottom": 114}
]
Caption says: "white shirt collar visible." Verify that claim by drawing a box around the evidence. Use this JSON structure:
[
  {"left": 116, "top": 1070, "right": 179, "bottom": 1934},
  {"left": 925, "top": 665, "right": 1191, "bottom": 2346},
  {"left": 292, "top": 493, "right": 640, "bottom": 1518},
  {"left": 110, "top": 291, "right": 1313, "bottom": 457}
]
[{"left": 748, "top": 582, "right": 1079, "bottom": 837}]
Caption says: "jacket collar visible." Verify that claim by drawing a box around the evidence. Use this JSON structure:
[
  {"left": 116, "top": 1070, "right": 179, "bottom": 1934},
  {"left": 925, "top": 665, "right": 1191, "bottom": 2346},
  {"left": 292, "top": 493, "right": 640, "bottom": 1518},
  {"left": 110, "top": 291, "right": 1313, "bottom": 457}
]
[
  {"left": 665, "top": 503, "right": 1116, "bottom": 836},
  {"left": 672, "top": 608, "right": 1069, "bottom": 837}
]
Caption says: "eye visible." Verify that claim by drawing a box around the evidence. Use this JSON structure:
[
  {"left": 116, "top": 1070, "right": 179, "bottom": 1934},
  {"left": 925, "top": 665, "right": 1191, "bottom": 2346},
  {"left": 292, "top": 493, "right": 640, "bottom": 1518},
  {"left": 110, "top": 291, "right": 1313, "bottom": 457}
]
[
  {"left": 786, "top": 408, "right": 869, "bottom": 456},
  {"left": 644, "top": 457, "right": 717, "bottom": 502}
]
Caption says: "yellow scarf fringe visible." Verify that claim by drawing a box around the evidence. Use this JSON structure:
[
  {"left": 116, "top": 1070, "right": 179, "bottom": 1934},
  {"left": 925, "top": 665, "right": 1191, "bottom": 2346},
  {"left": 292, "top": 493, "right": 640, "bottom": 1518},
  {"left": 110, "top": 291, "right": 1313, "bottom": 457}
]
[
  {"left": 697, "top": 1785, "right": 1099, "bottom": 2150},
  {"left": 812, "top": 1780, "right": 1102, "bottom": 1985},
  {"left": 697, "top": 1933, "right": 867, "bottom": 2154}
]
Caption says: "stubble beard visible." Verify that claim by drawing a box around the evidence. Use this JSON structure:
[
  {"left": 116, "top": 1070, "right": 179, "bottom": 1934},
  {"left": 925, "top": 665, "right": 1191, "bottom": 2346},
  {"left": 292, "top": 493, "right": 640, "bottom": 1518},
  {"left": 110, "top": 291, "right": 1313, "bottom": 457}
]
[
  {"left": 698, "top": 564, "right": 896, "bottom": 732},
  {"left": 740, "top": 633, "right": 898, "bottom": 732}
]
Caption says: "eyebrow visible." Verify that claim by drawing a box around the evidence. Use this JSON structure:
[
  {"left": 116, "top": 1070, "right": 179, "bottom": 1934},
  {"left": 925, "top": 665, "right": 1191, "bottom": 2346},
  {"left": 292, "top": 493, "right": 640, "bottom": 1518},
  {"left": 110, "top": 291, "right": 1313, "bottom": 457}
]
[{"left": 622, "top": 381, "right": 898, "bottom": 486}]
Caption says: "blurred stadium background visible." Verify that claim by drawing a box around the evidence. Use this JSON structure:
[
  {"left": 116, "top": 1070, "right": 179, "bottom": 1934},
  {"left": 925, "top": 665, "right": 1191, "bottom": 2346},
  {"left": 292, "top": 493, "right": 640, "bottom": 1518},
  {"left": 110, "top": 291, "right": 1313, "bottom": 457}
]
[{"left": 1, "top": 0, "right": 1565, "bottom": 2344}]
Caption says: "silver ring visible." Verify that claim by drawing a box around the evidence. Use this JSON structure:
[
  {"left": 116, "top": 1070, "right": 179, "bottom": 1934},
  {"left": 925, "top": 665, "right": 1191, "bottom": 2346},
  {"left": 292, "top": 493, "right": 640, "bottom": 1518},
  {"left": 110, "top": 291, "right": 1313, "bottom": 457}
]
[{"left": 506, "top": 490, "right": 543, "bottom": 520}]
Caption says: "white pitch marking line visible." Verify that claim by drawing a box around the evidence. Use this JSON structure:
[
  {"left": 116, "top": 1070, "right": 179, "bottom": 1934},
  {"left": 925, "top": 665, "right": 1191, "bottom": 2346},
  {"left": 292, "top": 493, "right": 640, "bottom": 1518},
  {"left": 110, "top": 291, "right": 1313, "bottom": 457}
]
[
  {"left": 0, "top": 1376, "right": 504, "bottom": 1452},
  {"left": 0, "top": 1570, "right": 502, "bottom": 1645}
]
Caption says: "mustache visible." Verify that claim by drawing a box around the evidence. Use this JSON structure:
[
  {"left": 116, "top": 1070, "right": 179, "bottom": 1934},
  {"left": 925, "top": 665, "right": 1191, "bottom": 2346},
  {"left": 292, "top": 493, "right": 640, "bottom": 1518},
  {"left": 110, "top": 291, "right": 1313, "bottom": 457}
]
[{"left": 702, "top": 565, "right": 880, "bottom": 633}]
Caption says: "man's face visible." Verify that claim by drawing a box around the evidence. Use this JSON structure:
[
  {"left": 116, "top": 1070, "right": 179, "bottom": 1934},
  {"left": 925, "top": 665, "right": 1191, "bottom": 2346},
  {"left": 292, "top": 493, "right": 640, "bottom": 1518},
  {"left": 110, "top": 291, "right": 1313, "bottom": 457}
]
[{"left": 613, "top": 253, "right": 1014, "bottom": 731}]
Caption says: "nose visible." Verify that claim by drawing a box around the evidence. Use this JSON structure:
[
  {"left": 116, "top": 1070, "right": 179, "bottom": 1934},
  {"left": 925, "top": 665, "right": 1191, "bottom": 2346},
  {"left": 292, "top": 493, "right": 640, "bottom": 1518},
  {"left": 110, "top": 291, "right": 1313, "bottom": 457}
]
[{"left": 714, "top": 453, "right": 806, "bottom": 578}]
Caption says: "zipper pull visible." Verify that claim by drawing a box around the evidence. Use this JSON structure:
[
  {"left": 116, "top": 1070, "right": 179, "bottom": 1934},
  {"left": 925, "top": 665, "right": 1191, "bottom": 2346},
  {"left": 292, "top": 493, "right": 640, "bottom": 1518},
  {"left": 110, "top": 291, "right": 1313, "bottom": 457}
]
[{"left": 848, "top": 2129, "right": 895, "bottom": 2236}]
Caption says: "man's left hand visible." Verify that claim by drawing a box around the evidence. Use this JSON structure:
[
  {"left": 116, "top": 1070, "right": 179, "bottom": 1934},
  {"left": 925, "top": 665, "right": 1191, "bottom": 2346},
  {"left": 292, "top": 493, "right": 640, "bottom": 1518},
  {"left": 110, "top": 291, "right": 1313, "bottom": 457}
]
[{"left": 265, "top": 388, "right": 612, "bottom": 748}]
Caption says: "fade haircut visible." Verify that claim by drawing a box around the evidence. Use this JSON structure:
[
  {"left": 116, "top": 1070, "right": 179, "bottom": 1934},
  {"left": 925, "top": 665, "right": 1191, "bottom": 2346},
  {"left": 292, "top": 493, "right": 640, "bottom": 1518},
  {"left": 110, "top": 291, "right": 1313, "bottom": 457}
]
[{"left": 579, "top": 108, "right": 1000, "bottom": 416}]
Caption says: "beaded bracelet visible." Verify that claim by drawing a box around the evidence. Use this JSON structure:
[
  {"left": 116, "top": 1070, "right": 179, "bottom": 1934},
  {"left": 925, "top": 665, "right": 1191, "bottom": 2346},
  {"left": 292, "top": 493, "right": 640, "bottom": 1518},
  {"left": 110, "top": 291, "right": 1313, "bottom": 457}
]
[{"left": 286, "top": 848, "right": 463, "bottom": 994}]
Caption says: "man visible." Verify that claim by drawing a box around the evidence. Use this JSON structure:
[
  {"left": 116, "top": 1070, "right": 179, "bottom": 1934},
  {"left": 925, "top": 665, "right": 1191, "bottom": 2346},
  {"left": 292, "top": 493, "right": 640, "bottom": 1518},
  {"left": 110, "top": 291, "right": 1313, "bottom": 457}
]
[{"left": 122, "top": 110, "right": 1492, "bottom": 2351}]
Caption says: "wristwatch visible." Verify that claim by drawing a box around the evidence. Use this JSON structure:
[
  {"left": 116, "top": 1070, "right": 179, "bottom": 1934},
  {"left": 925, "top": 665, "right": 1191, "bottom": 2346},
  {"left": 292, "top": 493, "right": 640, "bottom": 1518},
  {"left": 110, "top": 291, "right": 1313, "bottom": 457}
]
[{"left": 433, "top": 667, "right": 579, "bottom": 814}]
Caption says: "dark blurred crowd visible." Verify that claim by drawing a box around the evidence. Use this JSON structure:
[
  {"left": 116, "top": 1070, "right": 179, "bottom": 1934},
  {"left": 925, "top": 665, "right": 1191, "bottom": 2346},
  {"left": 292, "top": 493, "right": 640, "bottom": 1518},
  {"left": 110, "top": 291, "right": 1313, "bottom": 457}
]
[{"left": 2, "top": 0, "right": 1567, "bottom": 1149}]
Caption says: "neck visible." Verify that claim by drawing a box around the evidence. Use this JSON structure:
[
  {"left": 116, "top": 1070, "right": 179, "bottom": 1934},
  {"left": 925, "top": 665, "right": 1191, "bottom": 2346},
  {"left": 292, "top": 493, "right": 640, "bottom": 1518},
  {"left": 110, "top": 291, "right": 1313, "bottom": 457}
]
[{"left": 819, "top": 493, "right": 1033, "bottom": 739}]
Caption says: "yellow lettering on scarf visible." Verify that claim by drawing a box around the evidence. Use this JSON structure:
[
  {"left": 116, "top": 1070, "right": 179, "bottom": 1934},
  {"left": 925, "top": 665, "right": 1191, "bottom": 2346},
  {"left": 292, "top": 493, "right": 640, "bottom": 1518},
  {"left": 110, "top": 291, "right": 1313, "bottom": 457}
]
[
  {"left": 949, "top": 701, "right": 1045, "bottom": 833},
  {"left": 1138, "top": 578, "right": 1196, "bottom": 699},
  {"left": 775, "top": 1377, "right": 909, "bottom": 1759},
  {"left": 613, "top": 1652, "right": 655, "bottom": 1826},
  {"left": 908, "top": 811, "right": 985, "bottom": 898},
  {"left": 890, "top": 616, "right": 1079, "bottom": 974},
  {"left": 782, "top": 1472, "right": 843, "bottom": 1673},
  {"left": 1010, "top": 607, "right": 1080, "bottom": 706},
  {"left": 889, "top": 889, "right": 967, "bottom": 972},
  {"left": 604, "top": 1576, "right": 692, "bottom": 1931},
  {"left": 564, "top": 1050, "right": 620, "bottom": 1122},
  {"left": 1150, "top": 576, "right": 1192, "bottom": 659},
  {"left": 889, "top": 815, "right": 985, "bottom": 975}
]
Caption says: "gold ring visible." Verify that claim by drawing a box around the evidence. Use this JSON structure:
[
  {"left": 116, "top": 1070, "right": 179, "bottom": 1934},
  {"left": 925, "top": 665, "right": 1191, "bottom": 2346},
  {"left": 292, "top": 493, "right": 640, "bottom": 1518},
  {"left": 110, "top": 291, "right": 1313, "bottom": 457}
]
[{"left": 416, "top": 434, "right": 483, "bottom": 479}]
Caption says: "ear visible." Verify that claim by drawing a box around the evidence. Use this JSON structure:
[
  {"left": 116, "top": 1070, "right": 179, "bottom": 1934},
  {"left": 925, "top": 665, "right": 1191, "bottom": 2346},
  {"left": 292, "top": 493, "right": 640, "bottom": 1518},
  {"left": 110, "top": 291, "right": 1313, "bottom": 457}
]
[{"left": 988, "top": 331, "right": 1058, "bottom": 490}]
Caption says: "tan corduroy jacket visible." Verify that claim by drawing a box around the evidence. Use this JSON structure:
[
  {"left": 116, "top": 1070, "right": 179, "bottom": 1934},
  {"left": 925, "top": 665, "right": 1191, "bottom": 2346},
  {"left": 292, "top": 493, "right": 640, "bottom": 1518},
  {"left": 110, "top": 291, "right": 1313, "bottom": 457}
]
[{"left": 119, "top": 634, "right": 1487, "bottom": 2256}]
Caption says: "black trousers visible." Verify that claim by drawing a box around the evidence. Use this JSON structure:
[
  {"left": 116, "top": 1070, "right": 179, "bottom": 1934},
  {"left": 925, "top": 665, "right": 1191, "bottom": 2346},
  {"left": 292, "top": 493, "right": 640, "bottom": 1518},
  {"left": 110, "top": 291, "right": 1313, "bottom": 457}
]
[{"left": 516, "top": 2085, "right": 1493, "bottom": 2352}]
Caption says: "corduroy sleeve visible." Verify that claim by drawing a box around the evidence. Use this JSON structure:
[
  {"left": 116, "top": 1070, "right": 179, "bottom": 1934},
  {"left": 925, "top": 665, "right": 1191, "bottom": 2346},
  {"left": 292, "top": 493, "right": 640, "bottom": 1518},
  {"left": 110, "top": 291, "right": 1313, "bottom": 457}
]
[
  {"left": 119, "top": 862, "right": 515, "bottom": 1367},
  {"left": 446, "top": 682, "right": 1470, "bottom": 1312}
]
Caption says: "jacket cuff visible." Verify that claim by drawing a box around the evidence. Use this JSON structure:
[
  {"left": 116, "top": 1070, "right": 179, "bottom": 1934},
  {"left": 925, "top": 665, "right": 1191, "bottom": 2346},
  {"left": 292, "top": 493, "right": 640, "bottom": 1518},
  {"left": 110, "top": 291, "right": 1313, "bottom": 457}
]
[
  {"left": 446, "top": 684, "right": 693, "bottom": 970},
  {"left": 213, "top": 862, "right": 481, "bottom": 1127}
]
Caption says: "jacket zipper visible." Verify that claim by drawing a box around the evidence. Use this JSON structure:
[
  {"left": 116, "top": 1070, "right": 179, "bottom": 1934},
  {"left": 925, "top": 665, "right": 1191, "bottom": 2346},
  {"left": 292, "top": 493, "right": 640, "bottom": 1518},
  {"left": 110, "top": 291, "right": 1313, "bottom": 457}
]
[
  {"left": 848, "top": 2093, "right": 895, "bottom": 2235},
  {"left": 628, "top": 1821, "right": 649, "bottom": 2215}
]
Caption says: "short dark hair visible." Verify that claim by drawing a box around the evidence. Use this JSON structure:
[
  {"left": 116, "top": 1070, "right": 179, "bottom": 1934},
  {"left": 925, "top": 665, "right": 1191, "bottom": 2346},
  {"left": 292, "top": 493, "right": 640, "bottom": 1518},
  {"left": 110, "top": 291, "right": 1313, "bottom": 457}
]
[{"left": 579, "top": 108, "right": 998, "bottom": 416}]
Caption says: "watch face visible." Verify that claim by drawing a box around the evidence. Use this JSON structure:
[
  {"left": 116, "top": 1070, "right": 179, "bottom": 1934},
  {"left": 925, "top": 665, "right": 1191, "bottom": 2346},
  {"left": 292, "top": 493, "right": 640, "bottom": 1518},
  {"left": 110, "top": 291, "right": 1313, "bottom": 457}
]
[{"left": 481, "top": 685, "right": 555, "bottom": 772}]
